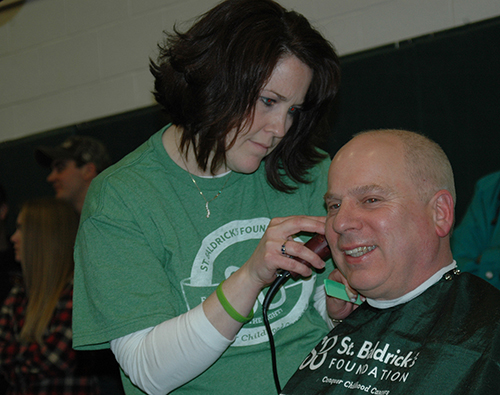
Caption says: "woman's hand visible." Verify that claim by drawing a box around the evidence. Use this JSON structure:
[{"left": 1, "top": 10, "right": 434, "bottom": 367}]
[
  {"left": 203, "top": 215, "right": 328, "bottom": 339},
  {"left": 326, "top": 269, "right": 365, "bottom": 320},
  {"left": 239, "top": 216, "right": 328, "bottom": 290}
]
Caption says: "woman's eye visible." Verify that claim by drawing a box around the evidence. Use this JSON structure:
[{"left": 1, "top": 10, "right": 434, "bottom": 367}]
[
  {"left": 261, "top": 97, "right": 275, "bottom": 106},
  {"left": 288, "top": 106, "right": 299, "bottom": 115}
]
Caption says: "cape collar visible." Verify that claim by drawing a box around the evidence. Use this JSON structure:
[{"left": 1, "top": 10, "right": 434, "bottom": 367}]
[{"left": 367, "top": 261, "right": 458, "bottom": 309}]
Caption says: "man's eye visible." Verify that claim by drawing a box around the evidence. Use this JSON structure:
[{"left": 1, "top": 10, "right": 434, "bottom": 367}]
[
  {"left": 328, "top": 203, "right": 341, "bottom": 211},
  {"left": 365, "top": 198, "right": 379, "bottom": 204},
  {"left": 52, "top": 161, "right": 67, "bottom": 172}
]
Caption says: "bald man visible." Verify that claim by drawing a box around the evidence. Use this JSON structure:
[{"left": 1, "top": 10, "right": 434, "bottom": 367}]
[{"left": 282, "top": 129, "right": 500, "bottom": 395}]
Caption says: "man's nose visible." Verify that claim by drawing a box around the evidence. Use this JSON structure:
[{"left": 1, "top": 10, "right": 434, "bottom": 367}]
[
  {"left": 47, "top": 169, "right": 57, "bottom": 183},
  {"left": 10, "top": 229, "right": 19, "bottom": 244},
  {"left": 332, "top": 201, "right": 362, "bottom": 234}
]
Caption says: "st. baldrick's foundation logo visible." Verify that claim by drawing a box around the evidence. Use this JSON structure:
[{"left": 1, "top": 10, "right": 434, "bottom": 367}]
[{"left": 180, "top": 218, "right": 316, "bottom": 347}]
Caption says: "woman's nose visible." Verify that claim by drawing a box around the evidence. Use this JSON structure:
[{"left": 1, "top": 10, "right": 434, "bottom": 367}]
[{"left": 265, "top": 112, "right": 288, "bottom": 138}]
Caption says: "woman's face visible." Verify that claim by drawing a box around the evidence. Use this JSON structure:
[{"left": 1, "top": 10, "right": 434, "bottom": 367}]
[
  {"left": 224, "top": 55, "right": 313, "bottom": 174},
  {"left": 10, "top": 212, "right": 24, "bottom": 263}
]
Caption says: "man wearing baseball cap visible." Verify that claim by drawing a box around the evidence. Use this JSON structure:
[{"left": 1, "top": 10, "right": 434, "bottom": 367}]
[{"left": 35, "top": 136, "right": 112, "bottom": 214}]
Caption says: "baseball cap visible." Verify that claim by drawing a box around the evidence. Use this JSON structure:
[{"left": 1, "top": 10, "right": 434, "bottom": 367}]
[{"left": 35, "top": 135, "right": 112, "bottom": 174}]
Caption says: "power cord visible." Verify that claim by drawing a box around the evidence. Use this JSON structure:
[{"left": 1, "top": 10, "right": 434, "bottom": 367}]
[
  {"left": 262, "top": 271, "right": 292, "bottom": 395},
  {"left": 262, "top": 233, "right": 330, "bottom": 395}
]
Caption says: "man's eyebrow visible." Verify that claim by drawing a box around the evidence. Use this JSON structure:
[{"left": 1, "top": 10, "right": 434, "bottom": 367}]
[
  {"left": 51, "top": 158, "right": 68, "bottom": 168},
  {"left": 323, "top": 192, "right": 338, "bottom": 202},
  {"left": 324, "top": 184, "right": 394, "bottom": 201},
  {"left": 351, "top": 184, "right": 389, "bottom": 195}
]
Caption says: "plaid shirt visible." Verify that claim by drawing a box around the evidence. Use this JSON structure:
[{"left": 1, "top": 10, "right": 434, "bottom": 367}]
[{"left": 0, "top": 281, "right": 100, "bottom": 395}]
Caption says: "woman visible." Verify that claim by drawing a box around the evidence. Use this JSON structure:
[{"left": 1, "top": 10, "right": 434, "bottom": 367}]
[
  {"left": 72, "top": 0, "right": 342, "bottom": 394},
  {"left": 0, "top": 197, "right": 100, "bottom": 394}
]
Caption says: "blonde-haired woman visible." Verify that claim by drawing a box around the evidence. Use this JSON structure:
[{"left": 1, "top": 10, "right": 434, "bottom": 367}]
[{"left": 0, "top": 197, "right": 100, "bottom": 394}]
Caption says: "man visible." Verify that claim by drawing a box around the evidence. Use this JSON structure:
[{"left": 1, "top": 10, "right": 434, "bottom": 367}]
[
  {"left": 281, "top": 129, "right": 500, "bottom": 394},
  {"left": 35, "top": 138, "right": 123, "bottom": 393},
  {"left": 35, "top": 136, "right": 112, "bottom": 214}
]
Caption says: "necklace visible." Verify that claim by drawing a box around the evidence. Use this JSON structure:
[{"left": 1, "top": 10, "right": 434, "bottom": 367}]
[{"left": 178, "top": 150, "right": 232, "bottom": 218}]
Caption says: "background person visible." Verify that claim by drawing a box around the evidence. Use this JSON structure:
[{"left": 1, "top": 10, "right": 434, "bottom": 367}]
[
  {"left": 34, "top": 136, "right": 112, "bottom": 214},
  {"left": 72, "top": 1, "right": 342, "bottom": 394},
  {"left": 35, "top": 136, "right": 124, "bottom": 394},
  {"left": 451, "top": 170, "right": 500, "bottom": 289},
  {"left": 0, "top": 197, "right": 101, "bottom": 395},
  {"left": 282, "top": 129, "right": 500, "bottom": 394}
]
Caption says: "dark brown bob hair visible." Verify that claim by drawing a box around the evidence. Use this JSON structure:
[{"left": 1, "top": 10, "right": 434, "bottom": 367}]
[{"left": 150, "top": 0, "right": 341, "bottom": 192}]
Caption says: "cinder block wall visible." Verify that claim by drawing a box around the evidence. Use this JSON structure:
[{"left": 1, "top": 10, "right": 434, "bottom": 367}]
[{"left": 1, "top": 0, "right": 499, "bottom": 143}]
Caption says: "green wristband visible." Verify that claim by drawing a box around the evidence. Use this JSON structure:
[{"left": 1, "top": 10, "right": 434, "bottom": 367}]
[{"left": 216, "top": 280, "right": 254, "bottom": 324}]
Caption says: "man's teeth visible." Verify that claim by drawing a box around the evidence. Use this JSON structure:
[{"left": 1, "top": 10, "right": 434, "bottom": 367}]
[{"left": 344, "top": 246, "right": 376, "bottom": 257}]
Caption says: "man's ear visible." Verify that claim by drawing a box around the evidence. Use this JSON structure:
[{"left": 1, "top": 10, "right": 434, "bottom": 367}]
[
  {"left": 81, "top": 162, "right": 98, "bottom": 181},
  {"left": 431, "top": 190, "right": 454, "bottom": 237}
]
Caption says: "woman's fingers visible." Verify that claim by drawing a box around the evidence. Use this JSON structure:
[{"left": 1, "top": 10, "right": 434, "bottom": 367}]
[{"left": 243, "top": 216, "right": 328, "bottom": 285}]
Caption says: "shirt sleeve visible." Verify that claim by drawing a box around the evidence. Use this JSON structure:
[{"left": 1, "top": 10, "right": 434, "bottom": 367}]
[
  {"left": 73, "top": 183, "right": 180, "bottom": 349},
  {"left": 313, "top": 283, "right": 335, "bottom": 330},
  {"left": 110, "top": 303, "right": 232, "bottom": 395}
]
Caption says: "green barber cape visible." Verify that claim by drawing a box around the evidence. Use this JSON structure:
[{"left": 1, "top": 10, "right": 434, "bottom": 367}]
[{"left": 282, "top": 270, "right": 500, "bottom": 395}]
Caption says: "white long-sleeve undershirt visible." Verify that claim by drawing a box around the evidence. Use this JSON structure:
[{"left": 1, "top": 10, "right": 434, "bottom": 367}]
[{"left": 110, "top": 304, "right": 232, "bottom": 395}]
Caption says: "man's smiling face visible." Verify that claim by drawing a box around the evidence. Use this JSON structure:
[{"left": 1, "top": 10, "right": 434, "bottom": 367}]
[{"left": 324, "top": 133, "right": 437, "bottom": 300}]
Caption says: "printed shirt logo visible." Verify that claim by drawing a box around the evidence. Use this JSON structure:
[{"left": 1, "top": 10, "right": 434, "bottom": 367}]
[
  {"left": 180, "top": 218, "right": 316, "bottom": 347},
  {"left": 297, "top": 334, "right": 420, "bottom": 394}
]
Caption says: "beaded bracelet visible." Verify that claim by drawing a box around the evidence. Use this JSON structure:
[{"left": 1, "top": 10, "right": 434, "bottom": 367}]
[{"left": 216, "top": 280, "right": 254, "bottom": 324}]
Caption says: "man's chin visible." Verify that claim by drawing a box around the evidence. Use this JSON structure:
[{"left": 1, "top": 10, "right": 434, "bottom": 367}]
[{"left": 347, "top": 276, "right": 376, "bottom": 297}]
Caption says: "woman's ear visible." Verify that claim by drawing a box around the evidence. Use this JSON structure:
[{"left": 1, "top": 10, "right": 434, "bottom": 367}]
[{"left": 431, "top": 190, "right": 455, "bottom": 238}]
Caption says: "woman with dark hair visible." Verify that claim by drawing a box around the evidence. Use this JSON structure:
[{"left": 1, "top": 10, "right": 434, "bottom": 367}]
[
  {"left": 0, "top": 198, "right": 100, "bottom": 394},
  {"left": 72, "top": 1, "right": 341, "bottom": 394}
]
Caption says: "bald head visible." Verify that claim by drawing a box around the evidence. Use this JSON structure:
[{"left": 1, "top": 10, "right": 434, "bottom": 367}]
[{"left": 350, "top": 129, "right": 456, "bottom": 204}]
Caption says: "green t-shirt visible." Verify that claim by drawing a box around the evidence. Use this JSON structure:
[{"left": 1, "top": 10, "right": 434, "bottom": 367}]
[
  {"left": 73, "top": 126, "right": 333, "bottom": 394},
  {"left": 282, "top": 271, "right": 500, "bottom": 395}
]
